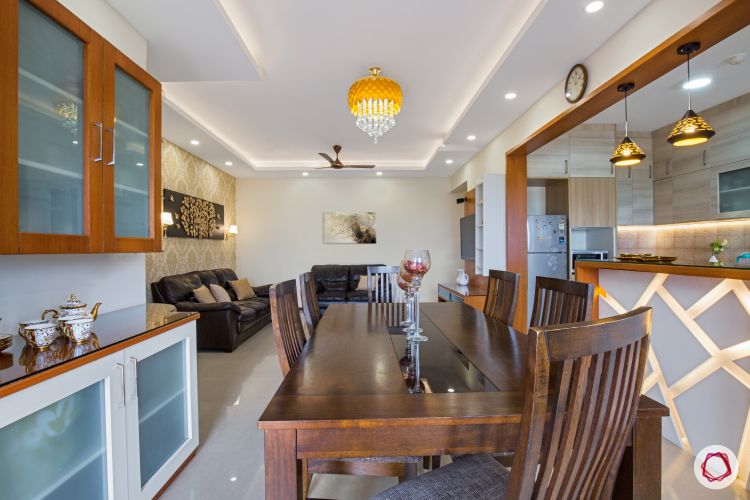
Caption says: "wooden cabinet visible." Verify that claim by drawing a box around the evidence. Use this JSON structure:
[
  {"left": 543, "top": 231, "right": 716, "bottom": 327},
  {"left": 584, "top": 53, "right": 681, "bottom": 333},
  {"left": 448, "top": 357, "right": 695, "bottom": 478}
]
[
  {"left": 569, "top": 124, "right": 616, "bottom": 177},
  {"left": 527, "top": 133, "right": 569, "bottom": 178},
  {"left": 632, "top": 165, "right": 654, "bottom": 225},
  {"left": 710, "top": 160, "right": 750, "bottom": 219},
  {"left": 616, "top": 132, "right": 653, "bottom": 226},
  {"left": 0, "top": 0, "right": 161, "bottom": 254},
  {"left": 616, "top": 181, "right": 634, "bottom": 225},
  {"left": 651, "top": 124, "right": 673, "bottom": 180},
  {"left": 672, "top": 170, "right": 711, "bottom": 222},
  {"left": 653, "top": 178, "right": 673, "bottom": 224},
  {"left": 703, "top": 93, "right": 750, "bottom": 167},
  {"left": 569, "top": 177, "right": 616, "bottom": 228}
]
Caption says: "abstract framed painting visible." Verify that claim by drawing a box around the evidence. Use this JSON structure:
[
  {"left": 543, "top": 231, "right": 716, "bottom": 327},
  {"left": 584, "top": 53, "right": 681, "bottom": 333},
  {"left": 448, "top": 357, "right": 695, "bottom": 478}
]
[{"left": 323, "top": 212, "right": 376, "bottom": 244}]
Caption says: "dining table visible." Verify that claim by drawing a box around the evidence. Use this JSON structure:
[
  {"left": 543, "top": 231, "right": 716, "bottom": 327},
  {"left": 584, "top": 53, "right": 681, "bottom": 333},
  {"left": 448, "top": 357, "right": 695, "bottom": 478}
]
[{"left": 258, "top": 301, "right": 668, "bottom": 499}]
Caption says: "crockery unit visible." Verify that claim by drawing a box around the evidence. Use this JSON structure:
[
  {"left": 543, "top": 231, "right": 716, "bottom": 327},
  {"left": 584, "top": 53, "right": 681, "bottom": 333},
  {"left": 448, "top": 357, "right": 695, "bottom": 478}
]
[
  {"left": 0, "top": 0, "right": 162, "bottom": 254},
  {"left": 0, "top": 321, "right": 198, "bottom": 499},
  {"left": 472, "top": 174, "right": 504, "bottom": 276}
]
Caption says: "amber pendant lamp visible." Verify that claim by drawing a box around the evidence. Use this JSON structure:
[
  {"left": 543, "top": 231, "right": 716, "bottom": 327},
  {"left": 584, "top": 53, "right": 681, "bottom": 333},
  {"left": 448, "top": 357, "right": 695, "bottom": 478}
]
[
  {"left": 667, "top": 42, "right": 716, "bottom": 147},
  {"left": 610, "top": 82, "right": 646, "bottom": 167}
]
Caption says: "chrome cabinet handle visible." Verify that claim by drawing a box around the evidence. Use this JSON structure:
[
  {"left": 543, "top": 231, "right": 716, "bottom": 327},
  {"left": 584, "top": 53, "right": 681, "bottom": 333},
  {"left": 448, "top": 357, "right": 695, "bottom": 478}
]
[
  {"left": 92, "top": 122, "right": 103, "bottom": 162},
  {"left": 105, "top": 127, "right": 116, "bottom": 166},
  {"left": 128, "top": 357, "right": 138, "bottom": 401},
  {"left": 611, "top": 163, "right": 614, "bottom": 175},
  {"left": 703, "top": 150, "right": 707, "bottom": 166},
  {"left": 649, "top": 164, "right": 652, "bottom": 179},
  {"left": 564, "top": 159, "right": 568, "bottom": 175},
  {"left": 666, "top": 160, "right": 671, "bottom": 176},
  {"left": 116, "top": 363, "right": 126, "bottom": 408},
  {"left": 628, "top": 167, "right": 631, "bottom": 179}
]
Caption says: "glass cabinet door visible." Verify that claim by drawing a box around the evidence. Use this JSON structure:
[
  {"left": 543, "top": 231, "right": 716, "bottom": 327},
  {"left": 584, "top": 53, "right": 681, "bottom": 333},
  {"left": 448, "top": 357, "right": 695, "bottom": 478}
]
[{"left": 11, "top": 0, "right": 101, "bottom": 253}]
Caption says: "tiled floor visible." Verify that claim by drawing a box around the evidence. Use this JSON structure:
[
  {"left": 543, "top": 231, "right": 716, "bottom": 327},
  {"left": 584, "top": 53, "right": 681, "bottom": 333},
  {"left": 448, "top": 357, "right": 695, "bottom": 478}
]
[{"left": 162, "top": 323, "right": 750, "bottom": 500}]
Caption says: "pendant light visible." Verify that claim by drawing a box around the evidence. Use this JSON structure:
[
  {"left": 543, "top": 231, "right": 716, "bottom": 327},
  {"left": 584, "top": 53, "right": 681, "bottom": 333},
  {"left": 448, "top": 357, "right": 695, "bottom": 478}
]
[
  {"left": 667, "top": 42, "right": 715, "bottom": 147},
  {"left": 610, "top": 83, "right": 645, "bottom": 167}
]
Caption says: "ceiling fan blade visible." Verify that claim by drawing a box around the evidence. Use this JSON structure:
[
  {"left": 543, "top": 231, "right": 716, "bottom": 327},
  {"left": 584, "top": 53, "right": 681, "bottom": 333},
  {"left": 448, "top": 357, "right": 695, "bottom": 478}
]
[
  {"left": 343, "top": 165, "right": 376, "bottom": 169},
  {"left": 318, "top": 153, "right": 335, "bottom": 164}
]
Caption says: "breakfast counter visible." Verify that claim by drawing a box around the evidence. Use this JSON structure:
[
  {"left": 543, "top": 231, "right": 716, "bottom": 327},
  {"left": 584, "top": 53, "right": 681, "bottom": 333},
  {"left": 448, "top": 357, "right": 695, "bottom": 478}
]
[
  {"left": 0, "top": 304, "right": 200, "bottom": 499},
  {"left": 575, "top": 258, "right": 750, "bottom": 489}
]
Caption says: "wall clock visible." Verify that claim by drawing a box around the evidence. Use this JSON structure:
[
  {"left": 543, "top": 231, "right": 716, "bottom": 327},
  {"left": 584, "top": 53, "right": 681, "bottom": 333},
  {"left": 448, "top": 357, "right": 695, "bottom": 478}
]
[{"left": 565, "top": 64, "right": 588, "bottom": 103}]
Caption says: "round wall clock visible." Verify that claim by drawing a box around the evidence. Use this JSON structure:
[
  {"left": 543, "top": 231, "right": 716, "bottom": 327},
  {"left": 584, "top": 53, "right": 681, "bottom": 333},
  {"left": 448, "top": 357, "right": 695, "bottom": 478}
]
[{"left": 565, "top": 64, "right": 588, "bottom": 103}]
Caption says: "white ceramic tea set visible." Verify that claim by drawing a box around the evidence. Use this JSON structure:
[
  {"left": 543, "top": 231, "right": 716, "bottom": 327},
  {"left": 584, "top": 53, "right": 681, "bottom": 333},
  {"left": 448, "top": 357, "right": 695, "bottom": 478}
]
[{"left": 18, "top": 294, "right": 101, "bottom": 350}]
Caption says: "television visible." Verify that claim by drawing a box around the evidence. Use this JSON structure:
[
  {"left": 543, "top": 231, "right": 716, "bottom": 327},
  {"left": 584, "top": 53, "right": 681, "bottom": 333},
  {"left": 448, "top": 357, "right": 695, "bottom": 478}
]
[{"left": 460, "top": 214, "right": 475, "bottom": 261}]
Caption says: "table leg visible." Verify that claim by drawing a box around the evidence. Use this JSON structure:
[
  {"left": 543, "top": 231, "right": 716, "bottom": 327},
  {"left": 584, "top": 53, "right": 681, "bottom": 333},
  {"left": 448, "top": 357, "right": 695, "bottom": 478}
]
[
  {"left": 614, "top": 416, "right": 662, "bottom": 500},
  {"left": 265, "top": 429, "right": 302, "bottom": 500}
]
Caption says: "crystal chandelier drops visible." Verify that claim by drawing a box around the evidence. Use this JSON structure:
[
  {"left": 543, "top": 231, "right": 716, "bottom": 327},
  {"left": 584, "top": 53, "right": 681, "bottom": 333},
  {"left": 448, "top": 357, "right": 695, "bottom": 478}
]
[{"left": 348, "top": 67, "right": 402, "bottom": 143}]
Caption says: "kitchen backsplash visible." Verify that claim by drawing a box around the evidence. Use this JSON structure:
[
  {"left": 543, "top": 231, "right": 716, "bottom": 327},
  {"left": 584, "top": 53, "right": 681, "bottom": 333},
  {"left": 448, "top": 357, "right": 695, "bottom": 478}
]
[{"left": 617, "top": 220, "right": 750, "bottom": 263}]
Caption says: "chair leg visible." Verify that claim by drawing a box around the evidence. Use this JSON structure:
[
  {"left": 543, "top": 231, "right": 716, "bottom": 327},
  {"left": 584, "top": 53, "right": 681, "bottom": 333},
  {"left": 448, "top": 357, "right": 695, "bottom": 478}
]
[
  {"left": 406, "top": 462, "right": 417, "bottom": 480},
  {"left": 302, "top": 459, "right": 311, "bottom": 499},
  {"left": 422, "top": 456, "right": 431, "bottom": 469},
  {"left": 431, "top": 455, "right": 441, "bottom": 469}
]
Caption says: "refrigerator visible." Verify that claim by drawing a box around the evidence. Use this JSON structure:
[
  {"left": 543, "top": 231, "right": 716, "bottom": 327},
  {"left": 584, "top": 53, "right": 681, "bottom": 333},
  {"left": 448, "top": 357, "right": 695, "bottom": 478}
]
[{"left": 527, "top": 215, "right": 568, "bottom": 320}]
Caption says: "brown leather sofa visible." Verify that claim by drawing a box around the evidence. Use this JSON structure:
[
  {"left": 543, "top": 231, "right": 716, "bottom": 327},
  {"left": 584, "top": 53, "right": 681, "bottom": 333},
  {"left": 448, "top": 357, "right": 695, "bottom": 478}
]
[
  {"left": 311, "top": 264, "right": 384, "bottom": 310},
  {"left": 151, "top": 268, "right": 271, "bottom": 352}
]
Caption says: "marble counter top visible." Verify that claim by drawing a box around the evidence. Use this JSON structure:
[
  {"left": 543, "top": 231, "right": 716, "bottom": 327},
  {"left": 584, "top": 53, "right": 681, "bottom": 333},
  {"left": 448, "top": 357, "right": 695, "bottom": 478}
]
[{"left": 576, "top": 258, "right": 750, "bottom": 280}]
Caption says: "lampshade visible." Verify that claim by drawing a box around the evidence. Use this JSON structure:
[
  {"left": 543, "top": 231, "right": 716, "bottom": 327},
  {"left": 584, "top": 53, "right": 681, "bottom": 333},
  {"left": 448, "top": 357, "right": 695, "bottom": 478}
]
[
  {"left": 161, "top": 212, "right": 174, "bottom": 225},
  {"left": 610, "top": 136, "right": 646, "bottom": 166},
  {"left": 228, "top": 225, "right": 238, "bottom": 235},
  {"left": 666, "top": 109, "right": 716, "bottom": 147}
]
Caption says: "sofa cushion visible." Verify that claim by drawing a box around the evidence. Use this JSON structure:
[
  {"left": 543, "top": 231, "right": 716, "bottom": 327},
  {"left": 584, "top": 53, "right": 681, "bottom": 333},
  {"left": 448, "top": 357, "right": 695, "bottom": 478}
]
[
  {"left": 210, "top": 284, "right": 232, "bottom": 302},
  {"left": 230, "top": 278, "right": 256, "bottom": 299},
  {"left": 235, "top": 298, "right": 270, "bottom": 315},
  {"left": 237, "top": 306, "right": 257, "bottom": 323},
  {"left": 312, "top": 265, "right": 350, "bottom": 292},
  {"left": 346, "top": 290, "right": 370, "bottom": 302},
  {"left": 195, "top": 270, "right": 219, "bottom": 287},
  {"left": 214, "top": 268, "right": 239, "bottom": 288},
  {"left": 194, "top": 285, "right": 217, "bottom": 303},
  {"left": 160, "top": 272, "right": 203, "bottom": 304},
  {"left": 317, "top": 290, "right": 347, "bottom": 302}
]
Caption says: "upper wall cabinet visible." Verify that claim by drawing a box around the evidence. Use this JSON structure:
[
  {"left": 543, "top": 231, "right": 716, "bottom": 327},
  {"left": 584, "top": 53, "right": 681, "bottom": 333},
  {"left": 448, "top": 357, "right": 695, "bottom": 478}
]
[
  {"left": 703, "top": 93, "right": 750, "bottom": 168},
  {"left": 527, "top": 133, "right": 570, "bottom": 178},
  {"left": 0, "top": 0, "right": 161, "bottom": 254},
  {"left": 569, "top": 124, "right": 615, "bottom": 177}
]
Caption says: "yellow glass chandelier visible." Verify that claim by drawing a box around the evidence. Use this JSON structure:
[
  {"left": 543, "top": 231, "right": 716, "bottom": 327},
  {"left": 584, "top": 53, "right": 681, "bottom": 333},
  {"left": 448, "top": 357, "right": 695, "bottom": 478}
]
[{"left": 348, "top": 67, "right": 402, "bottom": 143}]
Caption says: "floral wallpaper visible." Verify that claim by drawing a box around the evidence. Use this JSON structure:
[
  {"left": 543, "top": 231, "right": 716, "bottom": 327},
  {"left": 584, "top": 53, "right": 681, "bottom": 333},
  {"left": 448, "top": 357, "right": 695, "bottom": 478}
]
[{"left": 146, "top": 140, "right": 236, "bottom": 300}]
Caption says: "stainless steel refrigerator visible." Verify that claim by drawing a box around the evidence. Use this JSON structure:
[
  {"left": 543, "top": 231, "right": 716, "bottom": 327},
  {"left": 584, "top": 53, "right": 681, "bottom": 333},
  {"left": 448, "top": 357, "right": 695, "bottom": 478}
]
[{"left": 527, "top": 215, "right": 568, "bottom": 320}]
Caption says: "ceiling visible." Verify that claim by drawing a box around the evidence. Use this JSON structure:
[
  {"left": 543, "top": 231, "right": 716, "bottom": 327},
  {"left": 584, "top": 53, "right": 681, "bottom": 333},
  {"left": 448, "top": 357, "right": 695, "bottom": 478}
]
[
  {"left": 108, "top": 0, "right": 653, "bottom": 177},
  {"left": 588, "top": 26, "right": 750, "bottom": 132}
]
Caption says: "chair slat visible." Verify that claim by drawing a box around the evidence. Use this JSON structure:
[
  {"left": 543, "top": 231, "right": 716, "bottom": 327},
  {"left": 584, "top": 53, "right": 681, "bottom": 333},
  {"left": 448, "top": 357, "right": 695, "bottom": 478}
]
[
  {"left": 367, "top": 266, "right": 400, "bottom": 304},
  {"left": 483, "top": 269, "right": 519, "bottom": 325},
  {"left": 530, "top": 277, "right": 594, "bottom": 328},
  {"left": 270, "top": 280, "right": 307, "bottom": 376},
  {"left": 299, "top": 272, "right": 322, "bottom": 336}
]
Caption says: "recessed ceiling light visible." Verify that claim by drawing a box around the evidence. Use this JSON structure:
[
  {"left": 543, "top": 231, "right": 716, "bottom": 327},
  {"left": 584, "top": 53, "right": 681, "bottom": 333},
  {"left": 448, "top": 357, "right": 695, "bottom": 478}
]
[
  {"left": 585, "top": 1, "right": 604, "bottom": 13},
  {"left": 190, "top": 139, "right": 200, "bottom": 145},
  {"left": 682, "top": 77, "right": 711, "bottom": 90},
  {"left": 230, "top": 476, "right": 237, "bottom": 482},
  {"left": 72, "top": 140, "right": 78, "bottom": 145},
  {"left": 504, "top": 92, "right": 517, "bottom": 100},
  {"left": 136, "top": 162, "right": 144, "bottom": 167},
  {"left": 376, "top": 171, "right": 383, "bottom": 176},
  {"left": 302, "top": 172, "right": 309, "bottom": 176},
  {"left": 225, "top": 161, "right": 233, "bottom": 166},
  {"left": 445, "top": 159, "right": 454, "bottom": 165},
  {"left": 467, "top": 135, "right": 477, "bottom": 141}
]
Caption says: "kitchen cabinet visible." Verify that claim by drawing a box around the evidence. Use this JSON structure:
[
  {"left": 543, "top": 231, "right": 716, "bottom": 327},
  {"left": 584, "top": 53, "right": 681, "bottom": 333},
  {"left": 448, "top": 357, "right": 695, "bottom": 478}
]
[
  {"left": 0, "top": 0, "right": 162, "bottom": 254},
  {"left": 615, "top": 132, "right": 653, "bottom": 226},
  {"left": 653, "top": 179, "right": 673, "bottom": 224},
  {"left": 569, "top": 124, "right": 616, "bottom": 177},
  {"left": 703, "top": 93, "right": 750, "bottom": 168},
  {"left": 651, "top": 124, "right": 673, "bottom": 181},
  {"left": 672, "top": 169, "right": 711, "bottom": 222},
  {"left": 569, "top": 177, "right": 616, "bottom": 228},
  {"left": 0, "top": 322, "right": 198, "bottom": 500},
  {"left": 710, "top": 160, "right": 750, "bottom": 219},
  {"left": 527, "top": 133, "right": 569, "bottom": 178},
  {"left": 632, "top": 165, "right": 654, "bottom": 225},
  {"left": 616, "top": 182, "right": 634, "bottom": 225}
]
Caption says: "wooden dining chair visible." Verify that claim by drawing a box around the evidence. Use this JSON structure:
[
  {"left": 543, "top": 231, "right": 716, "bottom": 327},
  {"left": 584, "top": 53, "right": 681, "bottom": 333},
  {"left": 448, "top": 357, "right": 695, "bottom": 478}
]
[
  {"left": 299, "top": 272, "right": 321, "bottom": 336},
  {"left": 529, "top": 276, "right": 594, "bottom": 328},
  {"left": 270, "top": 279, "right": 419, "bottom": 499},
  {"left": 483, "top": 269, "right": 520, "bottom": 325},
  {"left": 372, "top": 307, "right": 652, "bottom": 500},
  {"left": 367, "top": 265, "right": 400, "bottom": 304}
]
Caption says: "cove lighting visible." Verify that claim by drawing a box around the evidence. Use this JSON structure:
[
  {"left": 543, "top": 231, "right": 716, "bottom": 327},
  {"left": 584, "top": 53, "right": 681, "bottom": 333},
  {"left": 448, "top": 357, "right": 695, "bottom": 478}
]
[
  {"left": 504, "top": 92, "right": 517, "bottom": 100},
  {"left": 585, "top": 1, "right": 604, "bottom": 13},
  {"left": 445, "top": 159, "right": 454, "bottom": 165},
  {"left": 682, "top": 77, "right": 711, "bottom": 90},
  {"left": 190, "top": 139, "right": 200, "bottom": 145},
  {"left": 225, "top": 161, "right": 233, "bottom": 166},
  {"left": 467, "top": 135, "right": 476, "bottom": 141}
]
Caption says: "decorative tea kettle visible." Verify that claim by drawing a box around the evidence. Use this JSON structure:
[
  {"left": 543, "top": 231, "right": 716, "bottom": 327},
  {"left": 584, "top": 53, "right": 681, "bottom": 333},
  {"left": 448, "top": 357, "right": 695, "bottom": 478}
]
[
  {"left": 42, "top": 294, "right": 101, "bottom": 322},
  {"left": 456, "top": 269, "right": 469, "bottom": 286}
]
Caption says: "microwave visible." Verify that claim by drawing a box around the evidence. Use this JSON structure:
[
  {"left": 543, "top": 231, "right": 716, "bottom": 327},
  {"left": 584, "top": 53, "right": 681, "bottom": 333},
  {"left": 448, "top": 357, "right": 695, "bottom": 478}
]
[{"left": 571, "top": 250, "right": 608, "bottom": 275}]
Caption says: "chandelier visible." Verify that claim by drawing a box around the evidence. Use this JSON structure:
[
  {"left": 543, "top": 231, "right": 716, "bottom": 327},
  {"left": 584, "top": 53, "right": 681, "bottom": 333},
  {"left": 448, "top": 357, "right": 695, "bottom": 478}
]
[{"left": 348, "top": 67, "right": 402, "bottom": 143}]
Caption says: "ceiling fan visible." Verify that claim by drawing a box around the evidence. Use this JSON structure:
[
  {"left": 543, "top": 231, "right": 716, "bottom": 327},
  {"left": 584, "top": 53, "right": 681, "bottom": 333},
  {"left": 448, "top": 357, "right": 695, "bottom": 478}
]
[{"left": 317, "top": 145, "right": 375, "bottom": 169}]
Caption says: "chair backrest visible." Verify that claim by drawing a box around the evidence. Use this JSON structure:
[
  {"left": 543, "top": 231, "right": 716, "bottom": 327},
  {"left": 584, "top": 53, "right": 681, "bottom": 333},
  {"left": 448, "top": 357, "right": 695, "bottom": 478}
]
[
  {"left": 506, "top": 307, "right": 652, "bottom": 499},
  {"left": 483, "top": 269, "right": 520, "bottom": 324},
  {"left": 299, "top": 272, "right": 321, "bottom": 335},
  {"left": 367, "top": 265, "right": 400, "bottom": 304},
  {"left": 530, "top": 276, "right": 594, "bottom": 328},
  {"left": 270, "top": 280, "right": 307, "bottom": 376}
]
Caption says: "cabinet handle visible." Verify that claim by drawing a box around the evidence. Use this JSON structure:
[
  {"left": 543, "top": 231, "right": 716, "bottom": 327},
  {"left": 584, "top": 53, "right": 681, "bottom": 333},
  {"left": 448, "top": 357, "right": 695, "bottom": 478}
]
[
  {"left": 628, "top": 167, "right": 631, "bottom": 179},
  {"left": 92, "top": 122, "right": 103, "bottom": 162},
  {"left": 611, "top": 163, "right": 614, "bottom": 175},
  {"left": 649, "top": 164, "right": 652, "bottom": 179},
  {"left": 666, "top": 160, "right": 671, "bottom": 175},
  {"left": 105, "top": 127, "right": 116, "bottom": 166},
  {"left": 129, "top": 357, "right": 138, "bottom": 401},
  {"left": 116, "top": 363, "right": 126, "bottom": 408},
  {"left": 564, "top": 159, "right": 568, "bottom": 175},
  {"left": 702, "top": 150, "right": 707, "bottom": 166}
]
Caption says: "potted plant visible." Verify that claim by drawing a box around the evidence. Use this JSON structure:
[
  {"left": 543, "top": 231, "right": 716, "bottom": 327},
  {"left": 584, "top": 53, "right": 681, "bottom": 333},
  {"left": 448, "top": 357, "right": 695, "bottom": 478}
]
[{"left": 709, "top": 239, "right": 728, "bottom": 265}]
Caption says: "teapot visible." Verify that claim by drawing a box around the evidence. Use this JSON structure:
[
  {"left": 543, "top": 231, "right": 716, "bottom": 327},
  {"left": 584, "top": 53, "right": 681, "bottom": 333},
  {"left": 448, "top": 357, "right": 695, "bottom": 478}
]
[
  {"left": 42, "top": 294, "right": 102, "bottom": 322},
  {"left": 456, "top": 269, "right": 469, "bottom": 286}
]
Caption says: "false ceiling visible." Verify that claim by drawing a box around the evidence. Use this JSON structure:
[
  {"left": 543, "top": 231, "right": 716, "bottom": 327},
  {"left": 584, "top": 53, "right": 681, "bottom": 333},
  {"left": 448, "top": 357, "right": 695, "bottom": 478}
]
[{"left": 108, "top": 0, "right": 652, "bottom": 176}]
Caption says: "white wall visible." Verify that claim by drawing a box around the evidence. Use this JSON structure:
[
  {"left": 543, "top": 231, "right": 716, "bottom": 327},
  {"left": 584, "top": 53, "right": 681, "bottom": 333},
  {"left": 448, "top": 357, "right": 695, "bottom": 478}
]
[
  {"left": 0, "top": 1, "right": 149, "bottom": 328},
  {"left": 450, "top": 0, "right": 720, "bottom": 190},
  {"left": 235, "top": 178, "right": 463, "bottom": 301}
]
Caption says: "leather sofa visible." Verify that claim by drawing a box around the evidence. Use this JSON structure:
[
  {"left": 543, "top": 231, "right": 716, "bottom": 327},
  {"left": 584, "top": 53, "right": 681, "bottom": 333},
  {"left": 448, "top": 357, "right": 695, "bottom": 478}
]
[
  {"left": 151, "top": 268, "right": 271, "bottom": 352},
  {"left": 311, "top": 264, "right": 384, "bottom": 310}
]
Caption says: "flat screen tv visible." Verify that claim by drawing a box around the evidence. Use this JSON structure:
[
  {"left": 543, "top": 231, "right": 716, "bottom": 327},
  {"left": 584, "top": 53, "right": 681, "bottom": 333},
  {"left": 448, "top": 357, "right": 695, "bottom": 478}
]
[{"left": 460, "top": 214, "right": 475, "bottom": 261}]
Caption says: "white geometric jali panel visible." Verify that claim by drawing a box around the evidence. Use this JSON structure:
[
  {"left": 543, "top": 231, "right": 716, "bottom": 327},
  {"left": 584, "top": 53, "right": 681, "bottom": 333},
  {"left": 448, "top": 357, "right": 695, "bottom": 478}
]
[{"left": 598, "top": 270, "right": 750, "bottom": 488}]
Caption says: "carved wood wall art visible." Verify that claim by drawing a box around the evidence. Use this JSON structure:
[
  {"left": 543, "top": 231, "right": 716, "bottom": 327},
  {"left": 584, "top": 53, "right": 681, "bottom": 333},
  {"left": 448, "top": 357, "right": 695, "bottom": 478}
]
[{"left": 162, "top": 189, "right": 225, "bottom": 240}]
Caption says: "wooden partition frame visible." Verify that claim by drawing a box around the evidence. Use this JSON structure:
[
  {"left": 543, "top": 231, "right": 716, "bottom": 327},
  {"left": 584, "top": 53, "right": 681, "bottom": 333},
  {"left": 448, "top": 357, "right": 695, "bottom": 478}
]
[{"left": 505, "top": 0, "right": 750, "bottom": 330}]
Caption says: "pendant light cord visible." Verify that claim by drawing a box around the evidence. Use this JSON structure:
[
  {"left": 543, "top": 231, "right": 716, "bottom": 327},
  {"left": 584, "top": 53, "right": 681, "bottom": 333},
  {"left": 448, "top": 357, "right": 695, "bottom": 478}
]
[
  {"left": 624, "top": 90, "right": 629, "bottom": 136},
  {"left": 686, "top": 51, "right": 692, "bottom": 110}
]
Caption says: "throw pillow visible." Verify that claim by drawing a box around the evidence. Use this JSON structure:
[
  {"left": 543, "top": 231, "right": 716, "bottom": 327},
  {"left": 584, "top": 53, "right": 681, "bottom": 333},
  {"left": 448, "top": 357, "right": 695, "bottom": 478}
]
[
  {"left": 193, "top": 285, "right": 216, "bottom": 304},
  {"left": 210, "top": 284, "right": 232, "bottom": 303},
  {"left": 356, "top": 275, "right": 370, "bottom": 291},
  {"left": 230, "top": 278, "right": 256, "bottom": 300}
]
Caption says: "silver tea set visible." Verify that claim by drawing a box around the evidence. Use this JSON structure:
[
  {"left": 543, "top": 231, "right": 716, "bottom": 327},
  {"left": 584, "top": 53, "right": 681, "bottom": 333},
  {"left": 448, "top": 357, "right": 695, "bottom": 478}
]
[{"left": 18, "top": 294, "right": 101, "bottom": 350}]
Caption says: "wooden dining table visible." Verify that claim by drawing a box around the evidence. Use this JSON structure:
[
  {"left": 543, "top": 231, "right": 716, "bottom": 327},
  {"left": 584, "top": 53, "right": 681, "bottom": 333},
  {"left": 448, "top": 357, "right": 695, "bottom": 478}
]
[{"left": 258, "top": 302, "right": 668, "bottom": 499}]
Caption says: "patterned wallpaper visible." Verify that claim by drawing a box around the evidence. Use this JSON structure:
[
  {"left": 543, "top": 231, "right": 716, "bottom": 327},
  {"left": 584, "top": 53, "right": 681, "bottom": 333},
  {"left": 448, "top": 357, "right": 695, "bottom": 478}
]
[{"left": 145, "top": 140, "right": 236, "bottom": 300}]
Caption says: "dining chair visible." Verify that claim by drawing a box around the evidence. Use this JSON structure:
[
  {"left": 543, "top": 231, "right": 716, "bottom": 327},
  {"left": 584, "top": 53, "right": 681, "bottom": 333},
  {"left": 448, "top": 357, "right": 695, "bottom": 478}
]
[
  {"left": 299, "top": 272, "right": 321, "bottom": 336},
  {"left": 483, "top": 269, "right": 520, "bottom": 325},
  {"left": 372, "top": 306, "right": 653, "bottom": 500},
  {"left": 269, "top": 279, "right": 419, "bottom": 498},
  {"left": 367, "top": 265, "right": 400, "bottom": 304},
  {"left": 529, "top": 276, "right": 594, "bottom": 328}
]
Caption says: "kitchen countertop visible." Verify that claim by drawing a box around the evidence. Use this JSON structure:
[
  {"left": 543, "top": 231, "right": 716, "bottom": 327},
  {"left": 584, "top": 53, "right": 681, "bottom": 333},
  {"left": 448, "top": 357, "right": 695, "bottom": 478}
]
[
  {"left": 575, "top": 258, "right": 750, "bottom": 280},
  {"left": 0, "top": 303, "right": 198, "bottom": 398}
]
